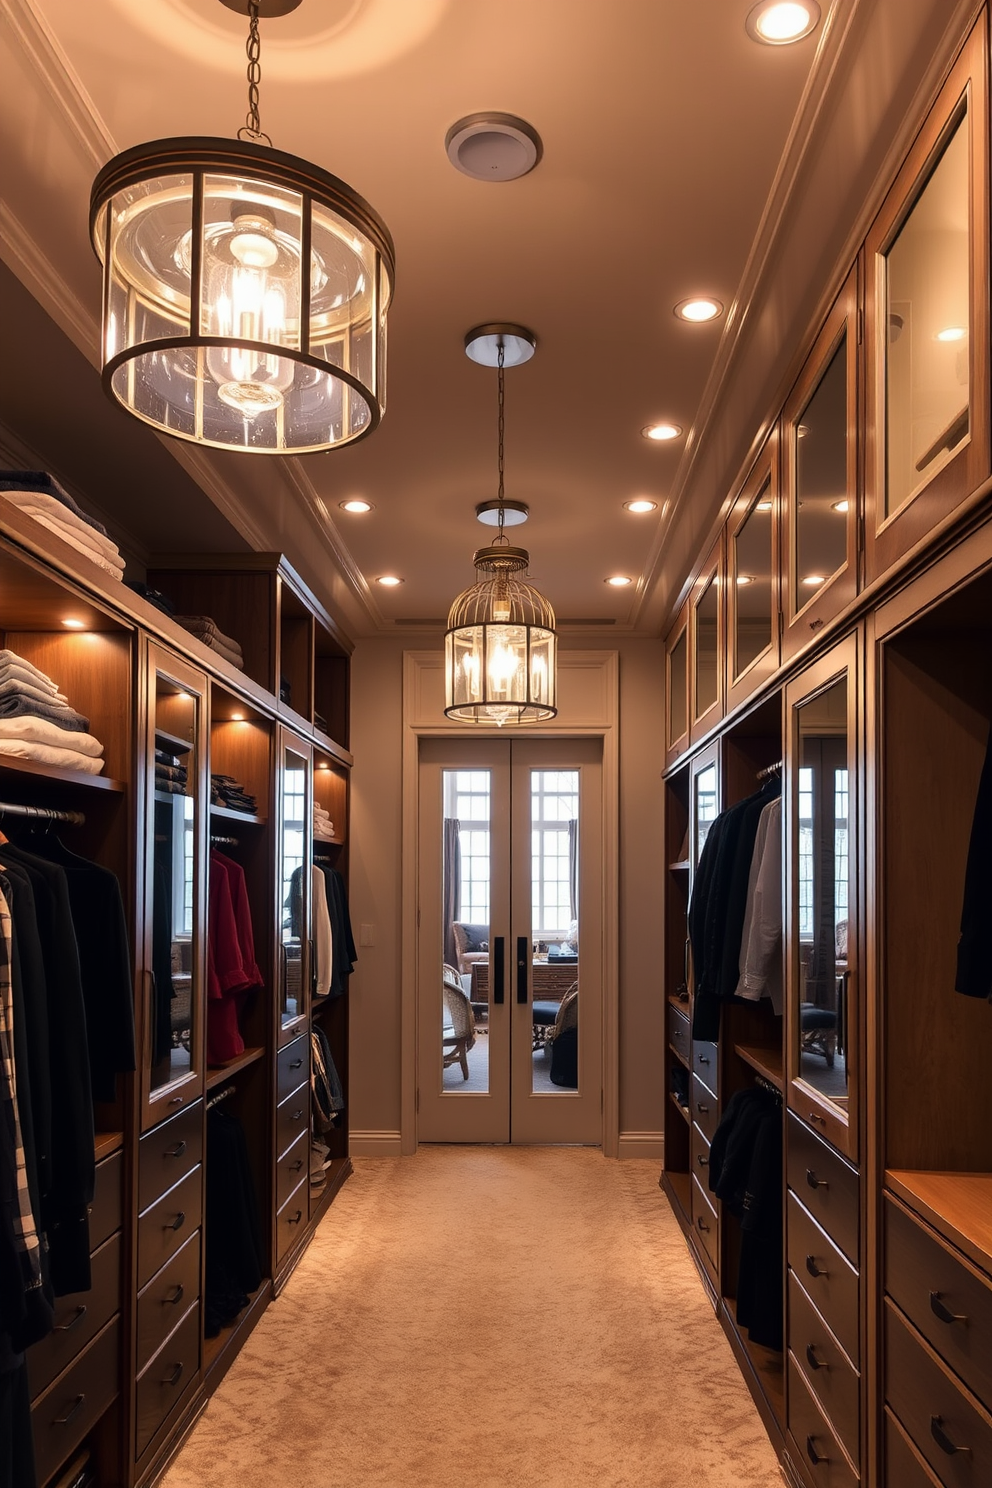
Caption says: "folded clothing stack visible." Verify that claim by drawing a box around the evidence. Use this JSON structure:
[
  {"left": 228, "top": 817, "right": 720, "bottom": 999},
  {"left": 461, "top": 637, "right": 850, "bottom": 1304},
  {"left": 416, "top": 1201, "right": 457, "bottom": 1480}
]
[
  {"left": 0, "top": 470, "right": 125, "bottom": 581},
  {"left": 156, "top": 748, "right": 188, "bottom": 796},
  {"left": 211, "top": 774, "right": 257, "bottom": 815},
  {"left": 176, "top": 616, "right": 244, "bottom": 671},
  {"left": 0, "top": 649, "right": 105, "bottom": 774},
  {"left": 313, "top": 803, "right": 335, "bottom": 841}
]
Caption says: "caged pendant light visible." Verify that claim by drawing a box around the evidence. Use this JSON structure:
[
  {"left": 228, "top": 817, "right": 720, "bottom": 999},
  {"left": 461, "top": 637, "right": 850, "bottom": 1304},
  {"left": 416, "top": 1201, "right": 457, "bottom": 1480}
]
[
  {"left": 88, "top": 0, "right": 394, "bottom": 456},
  {"left": 445, "top": 325, "right": 557, "bottom": 726}
]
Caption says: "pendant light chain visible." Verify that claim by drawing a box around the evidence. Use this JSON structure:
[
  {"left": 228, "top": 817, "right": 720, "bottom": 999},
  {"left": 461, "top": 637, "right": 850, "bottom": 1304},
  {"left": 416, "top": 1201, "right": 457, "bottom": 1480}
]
[
  {"left": 495, "top": 341, "right": 507, "bottom": 546},
  {"left": 238, "top": 2, "right": 273, "bottom": 146}
]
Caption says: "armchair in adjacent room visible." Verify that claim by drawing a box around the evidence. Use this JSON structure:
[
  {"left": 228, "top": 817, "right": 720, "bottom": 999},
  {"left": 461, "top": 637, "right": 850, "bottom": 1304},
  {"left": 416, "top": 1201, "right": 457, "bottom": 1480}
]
[
  {"left": 451, "top": 921, "right": 490, "bottom": 977},
  {"left": 442, "top": 964, "right": 476, "bottom": 1081}
]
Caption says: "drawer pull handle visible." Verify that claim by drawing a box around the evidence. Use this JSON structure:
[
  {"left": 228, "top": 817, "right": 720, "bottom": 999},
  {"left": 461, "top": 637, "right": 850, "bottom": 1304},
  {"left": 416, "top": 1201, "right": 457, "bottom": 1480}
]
[
  {"left": 805, "top": 1343, "right": 827, "bottom": 1371},
  {"left": 288, "top": 1208, "right": 303, "bottom": 1225},
  {"left": 289, "top": 1059, "right": 303, "bottom": 1069},
  {"left": 165, "top": 1141, "right": 187, "bottom": 1158},
  {"left": 805, "top": 1434, "right": 827, "bottom": 1466},
  {"left": 805, "top": 1168, "right": 828, "bottom": 1191},
  {"left": 292, "top": 1109, "right": 304, "bottom": 1121},
  {"left": 54, "top": 1305, "right": 87, "bottom": 1332},
  {"left": 164, "top": 1362, "right": 185, "bottom": 1388},
  {"left": 696, "top": 1154, "right": 709, "bottom": 1167},
  {"left": 166, "top": 1211, "right": 186, "bottom": 1232},
  {"left": 809, "top": 617, "right": 825, "bottom": 633},
  {"left": 931, "top": 1416, "right": 970, "bottom": 1456},
  {"left": 166, "top": 1284, "right": 185, "bottom": 1305},
  {"left": 697, "top": 1055, "right": 711, "bottom": 1066},
  {"left": 696, "top": 1216, "right": 710, "bottom": 1233},
  {"left": 697, "top": 1103, "right": 710, "bottom": 1115},
  {"left": 808, "top": 1111, "right": 826, "bottom": 1125},
  {"left": 54, "top": 1394, "right": 85, "bottom": 1427},
  {"left": 290, "top": 1159, "right": 304, "bottom": 1173},
  {"left": 929, "top": 1291, "right": 967, "bottom": 1326},
  {"left": 168, "top": 1096, "right": 184, "bottom": 1106},
  {"left": 805, "top": 1254, "right": 827, "bottom": 1279}
]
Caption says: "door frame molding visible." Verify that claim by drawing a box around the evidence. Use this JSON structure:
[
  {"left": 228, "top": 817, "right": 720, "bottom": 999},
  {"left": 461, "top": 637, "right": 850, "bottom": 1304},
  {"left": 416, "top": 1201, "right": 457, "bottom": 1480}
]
[{"left": 401, "top": 649, "right": 620, "bottom": 1155}]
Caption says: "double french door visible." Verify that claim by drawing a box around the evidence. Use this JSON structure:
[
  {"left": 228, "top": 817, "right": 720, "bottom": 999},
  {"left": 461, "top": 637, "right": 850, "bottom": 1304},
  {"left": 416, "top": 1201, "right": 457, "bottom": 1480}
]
[{"left": 417, "top": 737, "right": 603, "bottom": 1144}]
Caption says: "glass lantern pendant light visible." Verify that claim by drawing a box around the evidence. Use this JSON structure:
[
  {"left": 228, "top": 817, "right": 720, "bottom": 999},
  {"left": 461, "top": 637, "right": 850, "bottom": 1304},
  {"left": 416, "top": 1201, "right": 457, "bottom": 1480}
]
[
  {"left": 445, "top": 325, "right": 557, "bottom": 726},
  {"left": 88, "top": 0, "right": 394, "bottom": 455}
]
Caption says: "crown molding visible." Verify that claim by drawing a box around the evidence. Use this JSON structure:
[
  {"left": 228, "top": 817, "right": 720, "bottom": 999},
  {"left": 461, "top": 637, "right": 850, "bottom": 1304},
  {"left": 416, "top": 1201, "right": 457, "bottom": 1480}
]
[
  {"left": 1, "top": 0, "right": 116, "bottom": 168},
  {"left": 279, "top": 459, "right": 383, "bottom": 631}
]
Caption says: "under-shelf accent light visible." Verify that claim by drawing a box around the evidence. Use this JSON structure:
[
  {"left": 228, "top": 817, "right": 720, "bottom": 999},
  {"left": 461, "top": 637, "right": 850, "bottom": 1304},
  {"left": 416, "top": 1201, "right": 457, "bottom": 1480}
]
[
  {"left": 89, "top": 0, "right": 394, "bottom": 455},
  {"left": 445, "top": 324, "right": 557, "bottom": 726}
]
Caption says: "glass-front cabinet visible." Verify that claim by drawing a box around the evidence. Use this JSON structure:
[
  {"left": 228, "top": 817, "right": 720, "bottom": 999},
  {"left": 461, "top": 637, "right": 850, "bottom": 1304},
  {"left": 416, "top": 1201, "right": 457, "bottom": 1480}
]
[
  {"left": 689, "top": 537, "right": 724, "bottom": 745},
  {"left": 666, "top": 599, "right": 690, "bottom": 767},
  {"left": 864, "top": 15, "right": 989, "bottom": 582},
  {"left": 781, "top": 268, "right": 859, "bottom": 662},
  {"left": 727, "top": 432, "right": 780, "bottom": 710},
  {"left": 784, "top": 633, "right": 860, "bottom": 1161},
  {"left": 142, "top": 645, "right": 208, "bottom": 1131},
  {"left": 277, "top": 729, "right": 311, "bottom": 1046}
]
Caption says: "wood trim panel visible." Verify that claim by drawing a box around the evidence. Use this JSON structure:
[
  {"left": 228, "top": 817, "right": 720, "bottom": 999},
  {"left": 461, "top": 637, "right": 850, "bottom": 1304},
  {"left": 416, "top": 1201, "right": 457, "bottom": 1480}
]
[
  {"left": 726, "top": 431, "right": 782, "bottom": 713},
  {"left": 689, "top": 534, "right": 726, "bottom": 745}
]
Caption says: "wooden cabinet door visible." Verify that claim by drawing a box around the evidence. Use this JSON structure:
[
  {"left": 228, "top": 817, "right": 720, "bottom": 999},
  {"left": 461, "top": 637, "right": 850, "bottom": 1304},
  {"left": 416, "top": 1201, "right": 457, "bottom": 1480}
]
[
  {"left": 665, "top": 598, "right": 691, "bottom": 769},
  {"left": 727, "top": 431, "right": 781, "bottom": 711},
  {"left": 689, "top": 536, "right": 725, "bottom": 746}
]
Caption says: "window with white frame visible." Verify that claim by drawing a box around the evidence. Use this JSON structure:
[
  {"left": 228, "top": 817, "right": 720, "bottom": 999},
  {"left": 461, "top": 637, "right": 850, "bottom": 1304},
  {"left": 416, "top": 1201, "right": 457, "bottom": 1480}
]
[{"left": 531, "top": 770, "right": 578, "bottom": 938}]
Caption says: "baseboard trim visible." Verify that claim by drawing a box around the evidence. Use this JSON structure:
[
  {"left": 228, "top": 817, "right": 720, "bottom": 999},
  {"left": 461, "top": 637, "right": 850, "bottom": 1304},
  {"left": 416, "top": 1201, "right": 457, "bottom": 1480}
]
[
  {"left": 350, "top": 1130, "right": 404, "bottom": 1156},
  {"left": 617, "top": 1131, "right": 665, "bottom": 1159}
]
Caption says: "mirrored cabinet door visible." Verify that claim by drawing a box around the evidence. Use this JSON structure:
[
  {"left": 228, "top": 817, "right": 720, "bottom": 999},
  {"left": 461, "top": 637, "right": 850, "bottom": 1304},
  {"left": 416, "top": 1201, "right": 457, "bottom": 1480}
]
[
  {"left": 727, "top": 433, "right": 780, "bottom": 711},
  {"left": 689, "top": 743, "right": 720, "bottom": 876},
  {"left": 785, "top": 634, "right": 859, "bottom": 1160},
  {"left": 689, "top": 537, "right": 724, "bottom": 745},
  {"left": 278, "top": 731, "right": 311, "bottom": 1046},
  {"left": 143, "top": 645, "right": 207, "bottom": 1130},
  {"left": 865, "top": 15, "right": 989, "bottom": 582},
  {"left": 666, "top": 599, "right": 690, "bottom": 767},
  {"left": 782, "top": 267, "right": 858, "bottom": 663}
]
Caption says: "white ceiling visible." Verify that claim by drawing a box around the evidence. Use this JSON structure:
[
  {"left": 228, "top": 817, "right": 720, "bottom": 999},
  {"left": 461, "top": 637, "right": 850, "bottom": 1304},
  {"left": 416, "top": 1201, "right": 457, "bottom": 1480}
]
[{"left": 0, "top": 0, "right": 974, "bottom": 643}]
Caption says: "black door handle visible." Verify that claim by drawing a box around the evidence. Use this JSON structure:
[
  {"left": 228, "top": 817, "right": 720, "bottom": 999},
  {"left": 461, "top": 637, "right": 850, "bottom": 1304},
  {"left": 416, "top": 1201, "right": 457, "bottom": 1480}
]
[
  {"left": 54, "top": 1305, "right": 87, "bottom": 1333},
  {"left": 930, "top": 1291, "right": 967, "bottom": 1325},
  {"left": 492, "top": 937, "right": 505, "bottom": 1005},
  {"left": 931, "top": 1415, "right": 970, "bottom": 1456},
  {"left": 805, "top": 1343, "right": 826, "bottom": 1371},
  {"left": 54, "top": 1394, "right": 85, "bottom": 1426},
  {"left": 805, "top": 1253, "right": 827, "bottom": 1279},
  {"left": 165, "top": 1141, "right": 187, "bottom": 1158},
  {"left": 166, "top": 1211, "right": 186, "bottom": 1232},
  {"left": 806, "top": 1168, "right": 828, "bottom": 1190},
  {"left": 516, "top": 936, "right": 528, "bottom": 1004},
  {"left": 806, "top": 1434, "right": 827, "bottom": 1466}
]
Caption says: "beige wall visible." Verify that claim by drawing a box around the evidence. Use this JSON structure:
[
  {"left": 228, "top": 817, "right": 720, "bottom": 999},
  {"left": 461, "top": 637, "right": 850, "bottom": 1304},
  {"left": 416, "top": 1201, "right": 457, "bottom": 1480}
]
[{"left": 347, "top": 634, "right": 665, "bottom": 1153}]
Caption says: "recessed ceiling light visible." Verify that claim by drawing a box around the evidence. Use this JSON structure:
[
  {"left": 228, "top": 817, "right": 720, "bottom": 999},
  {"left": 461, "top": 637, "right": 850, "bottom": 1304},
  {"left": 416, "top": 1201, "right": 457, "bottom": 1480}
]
[
  {"left": 935, "top": 326, "right": 967, "bottom": 343},
  {"left": 831, "top": 499, "right": 850, "bottom": 514},
  {"left": 606, "top": 575, "right": 633, "bottom": 587},
  {"left": 756, "top": 498, "right": 773, "bottom": 511},
  {"left": 377, "top": 575, "right": 404, "bottom": 587},
  {"left": 642, "top": 422, "right": 683, "bottom": 442},
  {"left": 61, "top": 617, "right": 86, "bottom": 629},
  {"left": 477, "top": 499, "right": 529, "bottom": 527},
  {"left": 674, "top": 297, "right": 724, "bottom": 323},
  {"left": 340, "top": 498, "right": 374, "bottom": 513},
  {"left": 802, "top": 574, "right": 826, "bottom": 586},
  {"left": 746, "top": 1, "right": 821, "bottom": 45},
  {"left": 445, "top": 113, "right": 542, "bottom": 181},
  {"left": 623, "top": 498, "right": 658, "bottom": 513}
]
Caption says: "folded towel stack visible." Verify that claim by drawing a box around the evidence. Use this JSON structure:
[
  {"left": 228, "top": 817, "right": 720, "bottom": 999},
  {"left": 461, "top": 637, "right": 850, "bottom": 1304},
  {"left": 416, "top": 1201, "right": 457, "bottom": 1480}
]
[
  {"left": 156, "top": 748, "right": 188, "bottom": 796},
  {"left": 211, "top": 773, "right": 257, "bottom": 815},
  {"left": 0, "top": 649, "right": 105, "bottom": 774},
  {"left": 313, "top": 803, "right": 335, "bottom": 841},
  {"left": 175, "top": 617, "right": 244, "bottom": 671},
  {"left": 0, "top": 471, "right": 125, "bottom": 581}
]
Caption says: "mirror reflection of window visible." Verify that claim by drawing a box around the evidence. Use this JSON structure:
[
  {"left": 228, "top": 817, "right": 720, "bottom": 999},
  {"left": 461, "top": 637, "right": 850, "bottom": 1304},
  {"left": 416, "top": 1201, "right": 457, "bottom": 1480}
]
[
  {"left": 734, "top": 483, "right": 773, "bottom": 676},
  {"left": 441, "top": 770, "right": 491, "bottom": 1094},
  {"left": 695, "top": 765, "right": 718, "bottom": 864},
  {"left": 795, "top": 339, "right": 848, "bottom": 611},
  {"left": 531, "top": 770, "right": 580, "bottom": 1097},
  {"left": 694, "top": 576, "right": 719, "bottom": 719},
  {"left": 885, "top": 115, "right": 970, "bottom": 515}
]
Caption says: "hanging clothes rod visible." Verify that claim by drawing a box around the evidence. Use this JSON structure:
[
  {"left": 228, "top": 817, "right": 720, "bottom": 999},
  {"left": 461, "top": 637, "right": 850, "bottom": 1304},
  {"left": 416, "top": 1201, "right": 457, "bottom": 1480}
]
[
  {"left": 206, "top": 1084, "right": 236, "bottom": 1110},
  {"left": 754, "top": 1072, "right": 783, "bottom": 1100},
  {"left": 0, "top": 800, "right": 85, "bottom": 826},
  {"left": 756, "top": 759, "right": 783, "bottom": 781}
]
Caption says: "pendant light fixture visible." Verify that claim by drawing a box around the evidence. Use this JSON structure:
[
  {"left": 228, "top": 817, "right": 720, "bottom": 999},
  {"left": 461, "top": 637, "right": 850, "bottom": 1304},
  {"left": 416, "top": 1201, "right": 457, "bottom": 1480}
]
[
  {"left": 89, "top": 0, "right": 394, "bottom": 455},
  {"left": 444, "top": 325, "right": 557, "bottom": 726}
]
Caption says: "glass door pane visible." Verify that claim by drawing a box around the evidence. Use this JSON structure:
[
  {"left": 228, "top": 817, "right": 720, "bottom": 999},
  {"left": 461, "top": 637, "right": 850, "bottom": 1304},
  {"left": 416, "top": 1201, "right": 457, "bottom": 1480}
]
[
  {"left": 529, "top": 769, "right": 580, "bottom": 1095},
  {"left": 442, "top": 769, "right": 491, "bottom": 1094},
  {"left": 733, "top": 481, "right": 773, "bottom": 678},
  {"left": 693, "top": 575, "right": 719, "bottom": 720},
  {"left": 794, "top": 338, "right": 849, "bottom": 611},
  {"left": 280, "top": 743, "right": 309, "bottom": 1035}
]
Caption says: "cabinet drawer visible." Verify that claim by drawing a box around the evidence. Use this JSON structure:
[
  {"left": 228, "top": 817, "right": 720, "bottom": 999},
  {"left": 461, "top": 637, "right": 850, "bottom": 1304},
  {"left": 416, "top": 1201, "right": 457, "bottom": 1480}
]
[
  {"left": 135, "top": 1301, "right": 201, "bottom": 1461},
  {"left": 690, "top": 1074, "right": 719, "bottom": 1144},
  {"left": 886, "top": 1195, "right": 992, "bottom": 1409},
  {"left": 692, "top": 1040, "right": 718, "bottom": 1096},
  {"left": 885, "top": 1299, "right": 992, "bottom": 1488},
  {"left": 136, "top": 1230, "right": 202, "bottom": 1376},
  {"left": 88, "top": 1150, "right": 122, "bottom": 1252},
  {"left": 31, "top": 1316, "right": 119, "bottom": 1488},
  {"left": 276, "top": 1130, "right": 310, "bottom": 1212},
  {"left": 138, "top": 1103, "right": 203, "bottom": 1212},
  {"left": 137, "top": 1166, "right": 203, "bottom": 1289},
  {"left": 788, "top": 1353, "right": 859, "bottom": 1488},
  {"left": 276, "top": 1088, "right": 309, "bottom": 1160},
  {"left": 788, "top": 1270, "right": 860, "bottom": 1466},
  {"left": 691, "top": 1174, "right": 719, "bottom": 1277},
  {"left": 277, "top": 1035, "right": 309, "bottom": 1104},
  {"left": 27, "top": 1233, "right": 121, "bottom": 1401},
  {"left": 276, "top": 1178, "right": 308, "bottom": 1262},
  {"left": 669, "top": 1004, "right": 690, "bottom": 1064},
  {"left": 885, "top": 1408, "right": 943, "bottom": 1488},
  {"left": 788, "top": 1112, "right": 860, "bottom": 1265},
  {"left": 691, "top": 1121, "right": 712, "bottom": 1185},
  {"left": 788, "top": 1192, "right": 860, "bottom": 1364}
]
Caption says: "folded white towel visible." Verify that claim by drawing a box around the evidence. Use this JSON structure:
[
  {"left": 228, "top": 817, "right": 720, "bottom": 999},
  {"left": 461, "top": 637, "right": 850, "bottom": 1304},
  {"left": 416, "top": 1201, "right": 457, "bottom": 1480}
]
[
  {"left": 0, "top": 662, "right": 63, "bottom": 698},
  {"left": 0, "top": 650, "right": 59, "bottom": 690},
  {"left": 0, "top": 676, "right": 71, "bottom": 707},
  {"left": 2, "top": 497, "right": 125, "bottom": 580},
  {"left": 0, "top": 716, "right": 104, "bottom": 758},
  {"left": 0, "top": 738, "right": 104, "bottom": 774},
  {"left": 1, "top": 489, "right": 122, "bottom": 564}
]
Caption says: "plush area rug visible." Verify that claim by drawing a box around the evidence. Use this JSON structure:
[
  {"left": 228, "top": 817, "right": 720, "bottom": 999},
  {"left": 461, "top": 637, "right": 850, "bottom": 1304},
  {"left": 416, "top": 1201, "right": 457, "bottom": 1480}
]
[{"left": 160, "top": 1148, "right": 781, "bottom": 1488}]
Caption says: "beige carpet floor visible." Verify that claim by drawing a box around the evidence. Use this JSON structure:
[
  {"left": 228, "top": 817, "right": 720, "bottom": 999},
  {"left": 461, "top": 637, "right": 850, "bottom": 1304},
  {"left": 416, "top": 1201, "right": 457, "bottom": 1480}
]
[{"left": 160, "top": 1149, "right": 782, "bottom": 1488}]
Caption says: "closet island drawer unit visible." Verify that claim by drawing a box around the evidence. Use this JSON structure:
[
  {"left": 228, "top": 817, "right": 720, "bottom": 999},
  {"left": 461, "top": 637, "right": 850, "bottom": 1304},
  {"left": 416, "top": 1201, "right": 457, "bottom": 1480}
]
[
  {"left": 787, "top": 1353, "right": 859, "bottom": 1488},
  {"left": 134, "top": 1300, "right": 201, "bottom": 1459},
  {"left": 88, "top": 1148, "right": 123, "bottom": 1251},
  {"left": 884, "top": 1298, "right": 992, "bottom": 1485},
  {"left": 885, "top": 1410, "right": 944, "bottom": 1488},
  {"left": 787, "top": 1114, "right": 860, "bottom": 1266},
  {"left": 276, "top": 1083, "right": 310, "bottom": 1158},
  {"left": 787, "top": 1193, "right": 860, "bottom": 1365},
  {"left": 27, "top": 1233, "right": 122, "bottom": 1399},
  {"left": 137, "top": 1104, "right": 203, "bottom": 1212},
  {"left": 31, "top": 1316, "right": 120, "bottom": 1488},
  {"left": 669, "top": 1002, "right": 690, "bottom": 1064},
  {"left": 277, "top": 1034, "right": 309, "bottom": 1103},
  {"left": 276, "top": 1180, "right": 308, "bottom": 1261},
  {"left": 691, "top": 1175, "right": 720, "bottom": 1276},
  {"left": 885, "top": 1196, "right": 992, "bottom": 1408},
  {"left": 690, "top": 1118, "right": 712, "bottom": 1183},
  {"left": 135, "top": 1230, "right": 202, "bottom": 1375},
  {"left": 692, "top": 1040, "right": 718, "bottom": 1096},
  {"left": 690, "top": 1074, "right": 719, "bottom": 1144},
  {"left": 276, "top": 1130, "right": 309, "bottom": 1211},
  {"left": 137, "top": 1166, "right": 203, "bottom": 1290},
  {"left": 788, "top": 1271, "right": 860, "bottom": 1466}
]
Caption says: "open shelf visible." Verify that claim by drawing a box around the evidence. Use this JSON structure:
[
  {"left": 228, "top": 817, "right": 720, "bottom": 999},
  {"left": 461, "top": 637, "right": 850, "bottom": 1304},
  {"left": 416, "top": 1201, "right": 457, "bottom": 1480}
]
[
  {"left": 203, "top": 1282, "right": 270, "bottom": 1381},
  {"left": 209, "top": 804, "right": 266, "bottom": 826},
  {"left": 734, "top": 1043, "right": 784, "bottom": 1091},
  {"left": 0, "top": 756, "right": 126, "bottom": 793},
  {"left": 668, "top": 1090, "right": 691, "bottom": 1125},
  {"left": 94, "top": 1131, "right": 124, "bottom": 1161},
  {"left": 886, "top": 1170, "right": 992, "bottom": 1275},
  {"left": 724, "top": 1297, "right": 785, "bottom": 1426},
  {"left": 154, "top": 788, "right": 188, "bottom": 806},
  {"left": 662, "top": 1168, "right": 692, "bottom": 1222},
  {"left": 154, "top": 728, "right": 192, "bottom": 756},
  {"left": 205, "top": 1046, "right": 265, "bottom": 1089},
  {"left": 669, "top": 1042, "right": 691, "bottom": 1072}
]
